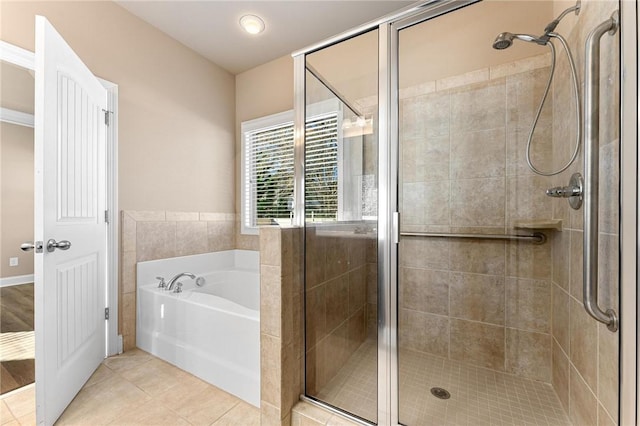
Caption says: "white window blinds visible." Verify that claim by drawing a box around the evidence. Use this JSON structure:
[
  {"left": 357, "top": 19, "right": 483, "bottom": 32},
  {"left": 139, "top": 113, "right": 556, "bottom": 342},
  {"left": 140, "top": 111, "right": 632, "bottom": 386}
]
[
  {"left": 245, "top": 121, "right": 295, "bottom": 228},
  {"left": 242, "top": 111, "right": 339, "bottom": 233},
  {"left": 305, "top": 113, "right": 339, "bottom": 220}
]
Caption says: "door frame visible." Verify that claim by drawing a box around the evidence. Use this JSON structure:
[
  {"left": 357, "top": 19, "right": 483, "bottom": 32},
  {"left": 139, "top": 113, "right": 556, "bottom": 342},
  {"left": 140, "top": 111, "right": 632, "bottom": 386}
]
[
  {"left": 0, "top": 40, "right": 120, "bottom": 357},
  {"left": 619, "top": 1, "right": 638, "bottom": 425}
]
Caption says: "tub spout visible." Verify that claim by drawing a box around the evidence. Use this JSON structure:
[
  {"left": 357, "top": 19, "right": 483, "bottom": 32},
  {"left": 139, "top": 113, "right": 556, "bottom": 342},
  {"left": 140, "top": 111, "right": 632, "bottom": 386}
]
[{"left": 166, "top": 272, "right": 196, "bottom": 291}]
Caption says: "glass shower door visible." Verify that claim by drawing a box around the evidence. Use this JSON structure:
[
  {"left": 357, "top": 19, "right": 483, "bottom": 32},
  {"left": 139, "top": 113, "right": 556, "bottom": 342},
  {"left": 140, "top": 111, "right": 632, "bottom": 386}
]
[
  {"left": 395, "top": 1, "right": 620, "bottom": 425},
  {"left": 303, "top": 29, "right": 379, "bottom": 423}
]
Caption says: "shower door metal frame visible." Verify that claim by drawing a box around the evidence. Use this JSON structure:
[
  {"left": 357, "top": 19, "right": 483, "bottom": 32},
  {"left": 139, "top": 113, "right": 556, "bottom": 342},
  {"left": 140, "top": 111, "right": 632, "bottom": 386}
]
[
  {"left": 292, "top": 0, "right": 637, "bottom": 424},
  {"left": 618, "top": 0, "right": 638, "bottom": 424}
]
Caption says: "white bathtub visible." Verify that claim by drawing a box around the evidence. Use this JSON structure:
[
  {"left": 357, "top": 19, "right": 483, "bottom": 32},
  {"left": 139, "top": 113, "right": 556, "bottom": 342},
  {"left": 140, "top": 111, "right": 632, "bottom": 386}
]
[{"left": 136, "top": 250, "right": 260, "bottom": 407}]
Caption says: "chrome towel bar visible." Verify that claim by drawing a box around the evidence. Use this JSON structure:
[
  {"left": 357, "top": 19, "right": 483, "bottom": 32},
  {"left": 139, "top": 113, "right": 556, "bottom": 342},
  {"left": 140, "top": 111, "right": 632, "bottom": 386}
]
[
  {"left": 400, "top": 231, "right": 546, "bottom": 244},
  {"left": 582, "top": 11, "right": 619, "bottom": 332}
]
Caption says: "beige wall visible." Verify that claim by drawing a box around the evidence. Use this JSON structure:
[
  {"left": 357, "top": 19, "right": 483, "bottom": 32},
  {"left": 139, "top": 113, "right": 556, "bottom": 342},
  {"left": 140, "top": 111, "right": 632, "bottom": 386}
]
[
  {"left": 307, "top": 29, "right": 379, "bottom": 106},
  {"left": 0, "top": 122, "right": 34, "bottom": 278},
  {"left": 305, "top": 1, "right": 553, "bottom": 104},
  {"left": 399, "top": 0, "right": 553, "bottom": 88},
  {"left": 0, "top": 1, "right": 236, "bottom": 213},
  {"left": 1, "top": 60, "right": 35, "bottom": 114}
]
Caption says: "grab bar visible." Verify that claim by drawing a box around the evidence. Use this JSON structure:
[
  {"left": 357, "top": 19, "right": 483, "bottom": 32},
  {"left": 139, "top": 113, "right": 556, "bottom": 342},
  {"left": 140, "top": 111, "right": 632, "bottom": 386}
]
[
  {"left": 400, "top": 231, "right": 546, "bottom": 244},
  {"left": 583, "top": 11, "right": 619, "bottom": 332}
]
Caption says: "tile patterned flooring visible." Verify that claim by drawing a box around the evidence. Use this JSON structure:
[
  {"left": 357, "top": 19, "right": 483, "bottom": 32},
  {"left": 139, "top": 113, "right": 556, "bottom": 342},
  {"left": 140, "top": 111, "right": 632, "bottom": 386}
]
[
  {"left": 318, "top": 339, "right": 571, "bottom": 426},
  {"left": 2, "top": 342, "right": 571, "bottom": 426},
  {"left": 0, "top": 349, "right": 259, "bottom": 426},
  {"left": 0, "top": 384, "right": 35, "bottom": 426}
]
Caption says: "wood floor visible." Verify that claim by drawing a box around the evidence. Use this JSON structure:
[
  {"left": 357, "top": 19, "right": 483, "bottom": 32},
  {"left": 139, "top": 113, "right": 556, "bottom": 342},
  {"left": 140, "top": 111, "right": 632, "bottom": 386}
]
[{"left": 0, "top": 283, "right": 35, "bottom": 395}]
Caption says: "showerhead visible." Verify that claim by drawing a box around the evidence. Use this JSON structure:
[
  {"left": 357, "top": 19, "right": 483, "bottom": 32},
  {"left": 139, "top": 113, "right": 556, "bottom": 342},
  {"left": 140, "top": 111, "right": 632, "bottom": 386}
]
[
  {"left": 492, "top": 32, "right": 515, "bottom": 50},
  {"left": 494, "top": 2, "right": 579, "bottom": 51},
  {"left": 492, "top": 32, "right": 546, "bottom": 50}
]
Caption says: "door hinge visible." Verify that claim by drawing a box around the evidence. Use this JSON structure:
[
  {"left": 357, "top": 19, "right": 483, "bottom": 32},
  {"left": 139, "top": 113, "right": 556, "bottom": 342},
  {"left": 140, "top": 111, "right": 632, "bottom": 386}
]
[
  {"left": 105, "top": 307, "right": 110, "bottom": 320},
  {"left": 102, "top": 109, "right": 111, "bottom": 126},
  {"left": 104, "top": 210, "right": 109, "bottom": 224}
]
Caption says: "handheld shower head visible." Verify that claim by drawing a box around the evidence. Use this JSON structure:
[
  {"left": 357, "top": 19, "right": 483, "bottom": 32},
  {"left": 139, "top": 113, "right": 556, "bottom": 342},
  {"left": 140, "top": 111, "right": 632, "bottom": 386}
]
[
  {"left": 494, "top": 2, "right": 580, "bottom": 51},
  {"left": 492, "top": 32, "right": 546, "bottom": 50},
  {"left": 492, "top": 32, "right": 514, "bottom": 50}
]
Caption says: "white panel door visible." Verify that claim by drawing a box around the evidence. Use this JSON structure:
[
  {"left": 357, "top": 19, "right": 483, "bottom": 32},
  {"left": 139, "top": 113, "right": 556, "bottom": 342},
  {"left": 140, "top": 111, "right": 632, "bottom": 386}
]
[{"left": 34, "top": 16, "right": 107, "bottom": 425}]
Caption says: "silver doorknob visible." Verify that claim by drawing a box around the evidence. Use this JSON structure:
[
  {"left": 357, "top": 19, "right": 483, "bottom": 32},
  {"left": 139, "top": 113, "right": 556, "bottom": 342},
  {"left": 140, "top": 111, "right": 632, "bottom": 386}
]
[
  {"left": 21, "top": 241, "right": 44, "bottom": 253},
  {"left": 46, "top": 239, "right": 72, "bottom": 252}
]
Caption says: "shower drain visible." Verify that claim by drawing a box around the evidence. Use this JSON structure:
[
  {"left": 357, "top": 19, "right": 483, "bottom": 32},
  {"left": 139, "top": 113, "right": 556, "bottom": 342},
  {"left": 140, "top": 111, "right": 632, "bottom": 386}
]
[{"left": 430, "top": 387, "right": 451, "bottom": 400}]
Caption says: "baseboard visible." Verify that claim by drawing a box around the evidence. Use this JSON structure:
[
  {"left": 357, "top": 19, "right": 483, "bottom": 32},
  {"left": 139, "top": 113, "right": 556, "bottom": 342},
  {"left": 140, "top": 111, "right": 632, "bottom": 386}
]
[{"left": 0, "top": 274, "right": 34, "bottom": 287}]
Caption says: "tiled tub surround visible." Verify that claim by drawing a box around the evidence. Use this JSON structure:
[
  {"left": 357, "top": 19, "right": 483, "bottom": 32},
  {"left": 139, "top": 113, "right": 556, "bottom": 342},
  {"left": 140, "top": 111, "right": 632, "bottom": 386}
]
[
  {"left": 136, "top": 250, "right": 260, "bottom": 407},
  {"left": 398, "top": 53, "right": 555, "bottom": 382},
  {"left": 305, "top": 225, "right": 370, "bottom": 398},
  {"left": 549, "top": 1, "right": 620, "bottom": 425},
  {"left": 120, "top": 210, "right": 237, "bottom": 351}
]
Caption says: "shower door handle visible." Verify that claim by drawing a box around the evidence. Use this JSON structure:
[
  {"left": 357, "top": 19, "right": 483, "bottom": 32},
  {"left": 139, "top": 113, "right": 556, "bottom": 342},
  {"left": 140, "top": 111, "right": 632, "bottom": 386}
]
[{"left": 582, "top": 11, "right": 619, "bottom": 332}]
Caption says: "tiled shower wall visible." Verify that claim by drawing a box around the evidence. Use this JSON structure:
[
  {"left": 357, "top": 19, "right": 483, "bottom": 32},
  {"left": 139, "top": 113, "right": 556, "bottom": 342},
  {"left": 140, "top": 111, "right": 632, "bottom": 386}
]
[
  {"left": 550, "top": 1, "right": 619, "bottom": 425},
  {"left": 119, "top": 210, "right": 242, "bottom": 351},
  {"left": 305, "top": 227, "right": 369, "bottom": 394},
  {"left": 398, "top": 54, "right": 556, "bottom": 382}
]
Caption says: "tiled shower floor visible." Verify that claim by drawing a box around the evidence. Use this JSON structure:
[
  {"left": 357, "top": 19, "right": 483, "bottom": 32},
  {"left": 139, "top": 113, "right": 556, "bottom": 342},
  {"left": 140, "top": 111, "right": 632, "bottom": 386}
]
[{"left": 317, "top": 339, "right": 570, "bottom": 426}]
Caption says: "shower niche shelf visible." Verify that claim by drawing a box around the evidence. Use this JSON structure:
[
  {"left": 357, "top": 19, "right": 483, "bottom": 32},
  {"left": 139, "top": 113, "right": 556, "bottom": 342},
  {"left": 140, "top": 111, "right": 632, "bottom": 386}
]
[{"left": 513, "top": 219, "right": 563, "bottom": 231}]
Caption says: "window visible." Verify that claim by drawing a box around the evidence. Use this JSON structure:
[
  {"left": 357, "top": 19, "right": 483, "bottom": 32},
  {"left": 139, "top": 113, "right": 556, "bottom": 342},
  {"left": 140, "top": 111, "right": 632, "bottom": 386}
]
[
  {"left": 241, "top": 108, "right": 341, "bottom": 234},
  {"left": 304, "top": 113, "right": 339, "bottom": 221}
]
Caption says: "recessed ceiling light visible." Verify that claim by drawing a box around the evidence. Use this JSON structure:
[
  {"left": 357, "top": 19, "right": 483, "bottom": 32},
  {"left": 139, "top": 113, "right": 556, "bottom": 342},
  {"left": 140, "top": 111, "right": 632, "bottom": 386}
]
[{"left": 240, "top": 14, "right": 265, "bottom": 35}]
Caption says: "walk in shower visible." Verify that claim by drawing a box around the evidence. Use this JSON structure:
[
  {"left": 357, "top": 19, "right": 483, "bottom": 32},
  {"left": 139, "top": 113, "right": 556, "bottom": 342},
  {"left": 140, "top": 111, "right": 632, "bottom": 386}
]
[{"left": 294, "top": 0, "right": 632, "bottom": 425}]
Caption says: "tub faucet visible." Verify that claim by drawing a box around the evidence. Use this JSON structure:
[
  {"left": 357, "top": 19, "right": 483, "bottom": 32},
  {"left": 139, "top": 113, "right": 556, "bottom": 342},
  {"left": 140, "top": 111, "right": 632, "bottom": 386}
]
[{"left": 166, "top": 272, "right": 196, "bottom": 291}]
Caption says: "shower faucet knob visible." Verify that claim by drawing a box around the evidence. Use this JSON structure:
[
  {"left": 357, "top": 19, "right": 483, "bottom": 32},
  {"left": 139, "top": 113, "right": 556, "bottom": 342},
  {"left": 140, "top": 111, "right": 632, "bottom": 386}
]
[
  {"left": 546, "top": 186, "right": 581, "bottom": 197},
  {"left": 545, "top": 173, "right": 583, "bottom": 210}
]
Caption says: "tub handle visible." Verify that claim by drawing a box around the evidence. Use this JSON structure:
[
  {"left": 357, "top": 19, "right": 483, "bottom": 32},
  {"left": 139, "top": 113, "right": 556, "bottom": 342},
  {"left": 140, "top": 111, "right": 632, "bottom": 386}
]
[
  {"left": 173, "top": 282, "right": 183, "bottom": 293},
  {"left": 156, "top": 276, "right": 166, "bottom": 289}
]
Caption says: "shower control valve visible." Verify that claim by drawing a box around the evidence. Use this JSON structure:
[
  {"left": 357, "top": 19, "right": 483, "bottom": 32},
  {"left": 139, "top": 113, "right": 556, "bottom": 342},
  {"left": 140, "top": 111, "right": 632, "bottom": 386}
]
[
  {"left": 156, "top": 276, "right": 166, "bottom": 289},
  {"left": 546, "top": 186, "right": 581, "bottom": 197},
  {"left": 545, "top": 173, "right": 583, "bottom": 210}
]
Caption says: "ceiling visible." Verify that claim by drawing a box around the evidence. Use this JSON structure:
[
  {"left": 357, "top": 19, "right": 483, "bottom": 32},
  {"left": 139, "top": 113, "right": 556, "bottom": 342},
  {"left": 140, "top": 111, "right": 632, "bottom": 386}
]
[{"left": 115, "top": 1, "right": 415, "bottom": 74}]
